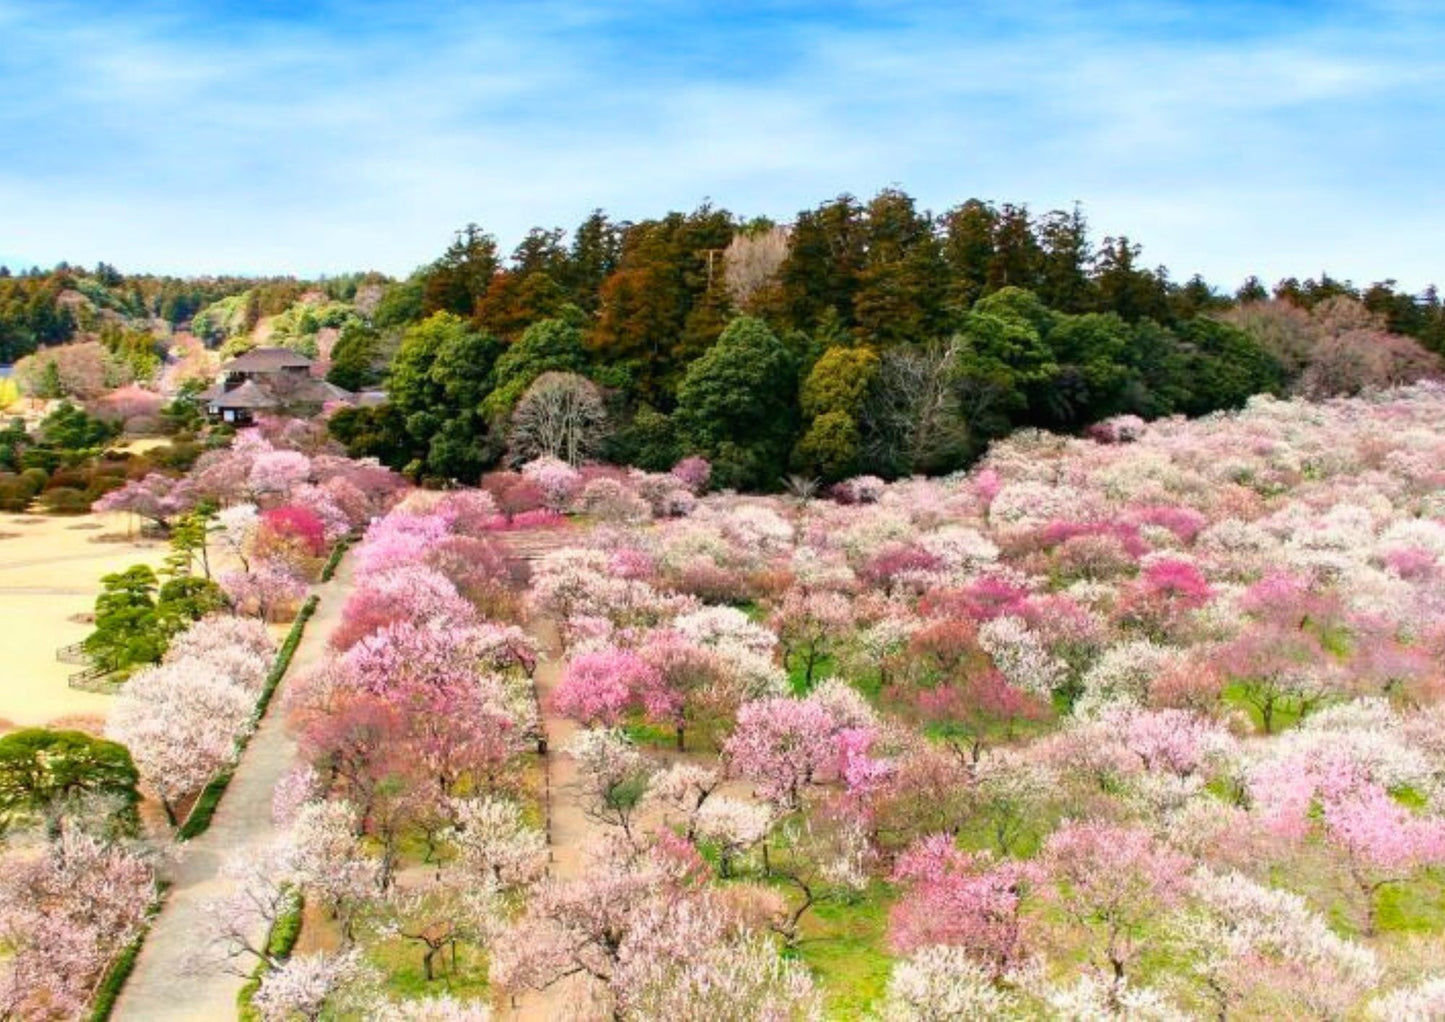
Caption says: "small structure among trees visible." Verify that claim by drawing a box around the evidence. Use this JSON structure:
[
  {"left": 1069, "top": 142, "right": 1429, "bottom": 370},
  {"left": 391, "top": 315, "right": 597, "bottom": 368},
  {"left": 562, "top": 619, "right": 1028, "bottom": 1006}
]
[{"left": 197, "top": 348, "right": 354, "bottom": 425}]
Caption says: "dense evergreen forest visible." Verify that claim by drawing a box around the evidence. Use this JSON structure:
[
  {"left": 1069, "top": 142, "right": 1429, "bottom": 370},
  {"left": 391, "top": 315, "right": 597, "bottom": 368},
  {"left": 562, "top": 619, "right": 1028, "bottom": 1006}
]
[{"left": 7, "top": 190, "right": 1443, "bottom": 489}]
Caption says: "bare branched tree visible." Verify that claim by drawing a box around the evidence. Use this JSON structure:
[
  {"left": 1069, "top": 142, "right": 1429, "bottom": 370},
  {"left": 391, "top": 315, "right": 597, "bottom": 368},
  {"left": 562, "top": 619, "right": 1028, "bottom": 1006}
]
[
  {"left": 723, "top": 226, "right": 790, "bottom": 311},
  {"left": 858, "top": 340, "right": 972, "bottom": 476},
  {"left": 508, "top": 371, "right": 608, "bottom": 465}
]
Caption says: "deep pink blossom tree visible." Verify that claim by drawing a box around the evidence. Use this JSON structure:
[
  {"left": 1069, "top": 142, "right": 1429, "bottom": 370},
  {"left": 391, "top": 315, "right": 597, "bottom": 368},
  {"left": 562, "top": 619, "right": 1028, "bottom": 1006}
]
[
  {"left": 889, "top": 834, "right": 1040, "bottom": 978},
  {"left": 551, "top": 648, "right": 658, "bottom": 728},
  {"left": 259, "top": 505, "right": 328, "bottom": 558},
  {"left": 330, "top": 565, "right": 476, "bottom": 651}
]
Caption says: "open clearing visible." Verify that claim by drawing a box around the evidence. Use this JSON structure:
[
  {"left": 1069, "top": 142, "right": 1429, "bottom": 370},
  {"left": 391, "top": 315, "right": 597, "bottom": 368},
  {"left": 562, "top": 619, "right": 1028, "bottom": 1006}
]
[{"left": 0, "top": 512, "right": 165, "bottom": 728}]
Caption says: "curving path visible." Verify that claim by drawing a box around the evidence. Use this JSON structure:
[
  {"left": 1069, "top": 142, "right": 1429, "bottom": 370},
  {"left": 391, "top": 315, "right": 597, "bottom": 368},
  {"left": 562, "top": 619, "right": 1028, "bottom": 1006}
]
[{"left": 112, "top": 558, "right": 354, "bottom": 1022}]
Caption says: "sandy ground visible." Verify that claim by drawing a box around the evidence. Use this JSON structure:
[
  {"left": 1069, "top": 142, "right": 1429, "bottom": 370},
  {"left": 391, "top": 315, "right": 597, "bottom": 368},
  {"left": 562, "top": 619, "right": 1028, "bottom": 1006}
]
[{"left": 0, "top": 512, "right": 167, "bottom": 729}]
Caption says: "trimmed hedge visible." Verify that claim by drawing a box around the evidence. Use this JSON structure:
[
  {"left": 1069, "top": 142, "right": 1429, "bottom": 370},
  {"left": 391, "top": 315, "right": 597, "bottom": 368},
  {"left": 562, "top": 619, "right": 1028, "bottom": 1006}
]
[
  {"left": 86, "top": 882, "right": 169, "bottom": 1022},
  {"left": 86, "top": 927, "right": 148, "bottom": 1021},
  {"left": 237, "top": 894, "right": 305, "bottom": 1021},
  {"left": 174, "top": 769, "right": 234, "bottom": 841},
  {"left": 176, "top": 594, "right": 319, "bottom": 841},
  {"left": 255, "top": 594, "right": 319, "bottom": 722},
  {"left": 320, "top": 533, "right": 355, "bottom": 582}
]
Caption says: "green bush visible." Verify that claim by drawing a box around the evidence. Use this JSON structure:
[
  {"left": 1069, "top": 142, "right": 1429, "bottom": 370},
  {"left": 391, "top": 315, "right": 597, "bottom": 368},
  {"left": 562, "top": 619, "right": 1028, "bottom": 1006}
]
[
  {"left": 85, "top": 475, "right": 126, "bottom": 502},
  {"left": 48, "top": 466, "right": 102, "bottom": 493},
  {"left": 148, "top": 441, "right": 204, "bottom": 473},
  {"left": 0, "top": 478, "right": 32, "bottom": 511},
  {"left": 20, "top": 449, "right": 60, "bottom": 473},
  {"left": 20, "top": 467, "right": 49, "bottom": 494},
  {"left": 237, "top": 895, "right": 305, "bottom": 1021},
  {"left": 38, "top": 486, "right": 90, "bottom": 514}
]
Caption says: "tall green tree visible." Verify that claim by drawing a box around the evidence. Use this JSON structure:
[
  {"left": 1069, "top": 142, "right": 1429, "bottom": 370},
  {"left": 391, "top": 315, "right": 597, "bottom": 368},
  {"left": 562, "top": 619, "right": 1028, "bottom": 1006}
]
[
  {"left": 389, "top": 312, "right": 506, "bottom": 480},
  {"left": 953, "top": 288, "right": 1057, "bottom": 439},
  {"left": 852, "top": 189, "right": 949, "bottom": 347},
  {"left": 674, "top": 317, "right": 798, "bottom": 490},
  {"left": 1093, "top": 236, "right": 1171, "bottom": 322},
  {"left": 986, "top": 204, "right": 1043, "bottom": 293},
  {"left": 941, "top": 199, "right": 997, "bottom": 311},
  {"left": 565, "top": 209, "right": 623, "bottom": 313},
  {"left": 421, "top": 224, "right": 499, "bottom": 317},
  {"left": 1036, "top": 205, "right": 1095, "bottom": 313},
  {"left": 484, "top": 316, "right": 589, "bottom": 420},
  {"left": 778, "top": 195, "right": 866, "bottom": 334},
  {"left": 327, "top": 321, "right": 383, "bottom": 391}
]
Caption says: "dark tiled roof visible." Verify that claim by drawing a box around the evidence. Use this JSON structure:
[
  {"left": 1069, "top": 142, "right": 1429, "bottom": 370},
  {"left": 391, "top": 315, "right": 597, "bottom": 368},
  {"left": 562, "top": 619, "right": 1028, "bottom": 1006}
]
[
  {"left": 210, "top": 379, "right": 279, "bottom": 409},
  {"left": 222, "top": 347, "right": 314, "bottom": 373}
]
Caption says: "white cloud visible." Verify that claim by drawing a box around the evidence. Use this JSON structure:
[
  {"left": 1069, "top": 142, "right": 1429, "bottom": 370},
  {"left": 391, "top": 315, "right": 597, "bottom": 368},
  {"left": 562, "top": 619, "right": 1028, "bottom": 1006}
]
[{"left": 0, "top": 0, "right": 1440, "bottom": 290}]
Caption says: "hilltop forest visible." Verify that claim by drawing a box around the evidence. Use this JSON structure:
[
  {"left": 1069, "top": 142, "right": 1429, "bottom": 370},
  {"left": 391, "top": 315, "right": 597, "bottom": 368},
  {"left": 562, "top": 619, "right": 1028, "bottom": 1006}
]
[{"left": 5, "top": 189, "right": 1443, "bottom": 489}]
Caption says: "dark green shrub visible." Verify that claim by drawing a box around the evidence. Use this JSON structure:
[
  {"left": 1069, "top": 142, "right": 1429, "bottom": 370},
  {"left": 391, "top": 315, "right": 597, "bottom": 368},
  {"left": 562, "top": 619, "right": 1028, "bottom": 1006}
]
[
  {"left": 20, "top": 447, "right": 59, "bottom": 473},
  {"left": 38, "top": 487, "right": 90, "bottom": 513}
]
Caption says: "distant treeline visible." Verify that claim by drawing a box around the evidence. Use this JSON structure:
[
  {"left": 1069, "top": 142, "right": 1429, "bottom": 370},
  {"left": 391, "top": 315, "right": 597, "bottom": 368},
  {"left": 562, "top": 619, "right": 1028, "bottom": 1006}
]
[
  {"left": 327, "top": 191, "right": 1445, "bottom": 487},
  {"left": 9, "top": 190, "right": 1444, "bottom": 489},
  {"left": 0, "top": 264, "right": 386, "bottom": 363}
]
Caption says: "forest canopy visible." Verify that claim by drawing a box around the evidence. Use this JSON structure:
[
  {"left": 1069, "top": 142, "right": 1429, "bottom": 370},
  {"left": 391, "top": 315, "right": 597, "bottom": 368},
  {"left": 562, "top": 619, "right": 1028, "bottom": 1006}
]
[{"left": 7, "top": 189, "right": 1442, "bottom": 489}]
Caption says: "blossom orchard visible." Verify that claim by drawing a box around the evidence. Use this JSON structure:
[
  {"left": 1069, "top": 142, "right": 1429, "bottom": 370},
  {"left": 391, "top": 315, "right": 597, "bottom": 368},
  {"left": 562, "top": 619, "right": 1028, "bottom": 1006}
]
[{"left": 508, "top": 383, "right": 1445, "bottom": 1017}]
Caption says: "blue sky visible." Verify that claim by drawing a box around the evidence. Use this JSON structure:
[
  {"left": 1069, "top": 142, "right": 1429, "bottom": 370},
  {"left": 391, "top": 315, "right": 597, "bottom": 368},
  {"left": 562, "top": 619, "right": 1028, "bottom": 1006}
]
[{"left": 0, "top": 0, "right": 1441, "bottom": 291}]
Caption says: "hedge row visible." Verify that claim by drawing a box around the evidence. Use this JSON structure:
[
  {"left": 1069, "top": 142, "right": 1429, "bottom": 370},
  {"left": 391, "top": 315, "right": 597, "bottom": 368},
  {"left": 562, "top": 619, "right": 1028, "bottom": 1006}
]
[
  {"left": 176, "top": 594, "right": 319, "bottom": 841},
  {"left": 237, "top": 893, "right": 305, "bottom": 1021},
  {"left": 86, "top": 926, "right": 148, "bottom": 1021},
  {"left": 85, "top": 881, "right": 170, "bottom": 1022},
  {"left": 320, "top": 533, "right": 355, "bottom": 582}
]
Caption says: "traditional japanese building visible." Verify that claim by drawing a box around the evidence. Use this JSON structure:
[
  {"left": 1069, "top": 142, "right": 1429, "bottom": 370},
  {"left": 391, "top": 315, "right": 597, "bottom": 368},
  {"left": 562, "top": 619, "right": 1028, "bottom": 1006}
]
[{"left": 198, "top": 347, "right": 353, "bottom": 425}]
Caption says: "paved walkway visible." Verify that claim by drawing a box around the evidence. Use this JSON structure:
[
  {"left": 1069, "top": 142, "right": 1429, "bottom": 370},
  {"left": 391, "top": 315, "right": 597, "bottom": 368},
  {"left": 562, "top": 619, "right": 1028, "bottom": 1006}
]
[{"left": 112, "top": 559, "right": 353, "bottom": 1022}]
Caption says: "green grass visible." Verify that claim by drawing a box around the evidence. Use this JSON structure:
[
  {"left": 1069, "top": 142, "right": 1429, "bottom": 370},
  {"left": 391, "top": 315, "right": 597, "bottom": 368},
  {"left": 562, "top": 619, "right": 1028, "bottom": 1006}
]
[
  {"left": 364, "top": 934, "right": 491, "bottom": 1002},
  {"left": 237, "top": 895, "right": 305, "bottom": 1021},
  {"left": 1220, "top": 680, "right": 1307, "bottom": 734},
  {"left": 786, "top": 652, "right": 837, "bottom": 695},
  {"left": 1376, "top": 870, "right": 1445, "bottom": 934},
  {"left": 794, "top": 881, "right": 893, "bottom": 1018}
]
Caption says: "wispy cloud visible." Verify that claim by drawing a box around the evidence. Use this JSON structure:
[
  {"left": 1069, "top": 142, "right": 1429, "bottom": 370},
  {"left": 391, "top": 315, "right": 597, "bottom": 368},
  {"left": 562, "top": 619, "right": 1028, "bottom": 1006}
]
[{"left": 0, "top": 0, "right": 1440, "bottom": 290}]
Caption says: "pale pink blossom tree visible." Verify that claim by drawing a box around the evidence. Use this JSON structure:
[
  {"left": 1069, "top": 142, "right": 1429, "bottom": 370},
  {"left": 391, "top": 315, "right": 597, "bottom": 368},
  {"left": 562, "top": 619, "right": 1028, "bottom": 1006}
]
[
  {"left": 1042, "top": 821, "right": 1191, "bottom": 982},
  {"left": 107, "top": 659, "right": 258, "bottom": 825},
  {"left": 221, "top": 560, "right": 309, "bottom": 622},
  {"left": 0, "top": 826, "right": 157, "bottom": 1019},
  {"left": 252, "top": 949, "right": 378, "bottom": 1022}
]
